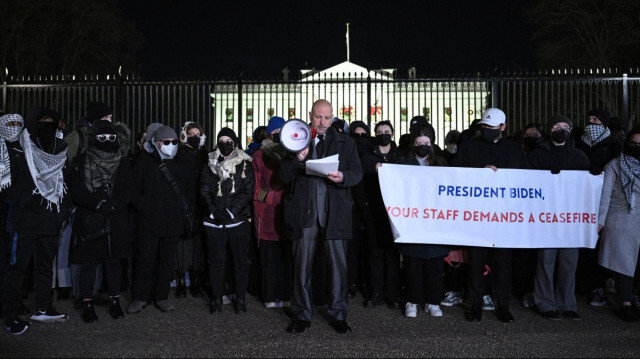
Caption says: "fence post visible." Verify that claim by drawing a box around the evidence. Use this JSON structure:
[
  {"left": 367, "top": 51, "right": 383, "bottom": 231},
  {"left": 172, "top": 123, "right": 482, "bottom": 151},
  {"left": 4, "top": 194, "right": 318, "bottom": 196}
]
[
  {"left": 366, "top": 72, "right": 372, "bottom": 128},
  {"left": 117, "top": 66, "right": 125, "bottom": 125},
  {"left": 1, "top": 68, "right": 6, "bottom": 112},
  {"left": 237, "top": 72, "right": 243, "bottom": 147},
  {"left": 622, "top": 73, "right": 629, "bottom": 129}
]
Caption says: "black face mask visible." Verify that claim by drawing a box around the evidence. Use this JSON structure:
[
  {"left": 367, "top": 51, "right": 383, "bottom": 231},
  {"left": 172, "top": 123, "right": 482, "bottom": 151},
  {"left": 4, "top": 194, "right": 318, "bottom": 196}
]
[
  {"left": 624, "top": 146, "right": 640, "bottom": 160},
  {"left": 523, "top": 137, "right": 539, "bottom": 150},
  {"left": 186, "top": 136, "right": 201, "bottom": 149},
  {"left": 413, "top": 145, "right": 431, "bottom": 158},
  {"left": 271, "top": 133, "right": 281, "bottom": 144},
  {"left": 375, "top": 134, "right": 392, "bottom": 146},
  {"left": 480, "top": 127, "right": 501, "bottom": 142},
  {"left": 95, "top": 139, "right": 120, "bottom": 153},
  {"left": 35, "top": 122, "right": 59, "bottom": 152},
  {"left": 551, "top": 130, "right": 569, "bottom": 144},
  {"left": 218, "top": 141, "right": 234, "bottom": 156}
]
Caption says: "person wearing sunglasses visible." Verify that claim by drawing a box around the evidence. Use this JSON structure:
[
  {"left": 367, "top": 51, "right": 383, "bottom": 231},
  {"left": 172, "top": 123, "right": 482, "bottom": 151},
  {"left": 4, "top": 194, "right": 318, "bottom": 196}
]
[{"left": 128, "top": 125, "right": 197, "bottom": 315}]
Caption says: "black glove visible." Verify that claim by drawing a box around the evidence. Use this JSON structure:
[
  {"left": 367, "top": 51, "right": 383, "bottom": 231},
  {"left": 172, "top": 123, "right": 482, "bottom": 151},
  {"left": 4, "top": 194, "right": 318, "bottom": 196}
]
[
  {"left": 589, "top": 168, "right": 602, "bottom": 176},
  {"left": 98, "top": 201, "right": 115, "bottom": 216},
  {"left": 550, "top": 167, "right": 561, "bottom": 175}
]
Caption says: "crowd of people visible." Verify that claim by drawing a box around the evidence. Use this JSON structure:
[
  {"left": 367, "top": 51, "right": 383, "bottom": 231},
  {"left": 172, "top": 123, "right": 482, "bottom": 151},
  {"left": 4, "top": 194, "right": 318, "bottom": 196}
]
[{"left": 0, "top": 99, "right": 639, "bottom": 336}]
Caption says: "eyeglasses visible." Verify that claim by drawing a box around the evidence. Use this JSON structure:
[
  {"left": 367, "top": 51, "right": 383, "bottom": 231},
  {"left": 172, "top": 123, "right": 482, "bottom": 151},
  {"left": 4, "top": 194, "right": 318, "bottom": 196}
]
[
  {"left": 96, "top": 134, "right": 117, "bottom": 142},
  {"left": 161, "top": 139, "right": 179, "bottom": 145},
  {"left": 551, "top": 125, "right": 571, "bottom": 131}
]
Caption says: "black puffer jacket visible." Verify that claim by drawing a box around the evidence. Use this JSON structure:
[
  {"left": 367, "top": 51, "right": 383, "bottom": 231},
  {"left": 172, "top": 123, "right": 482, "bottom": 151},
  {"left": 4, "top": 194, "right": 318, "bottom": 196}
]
[
  {"left": 528, "top": 137, "right": 590, "bottom": 172},
  {"left": 576, "top": 135, "right": 622, "bottom": 174},
  {"left": 200, "top": 148, "right": 255, "bottom": 226},
  {"left": 452, "top": 137, "right": 528, "bottom": 169}
]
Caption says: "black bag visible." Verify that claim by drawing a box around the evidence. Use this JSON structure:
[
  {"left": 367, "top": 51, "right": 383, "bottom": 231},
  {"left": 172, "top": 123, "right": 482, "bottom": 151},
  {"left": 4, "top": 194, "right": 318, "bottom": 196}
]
[
  {"left": 77, "top": 212, "right": 110, "bottom": 243},
  {"left": 158, "top": 162, "right": 198, "bottom": 238},
  {"left": 183, "top": 208, "right": 198, "bottom": 238}
]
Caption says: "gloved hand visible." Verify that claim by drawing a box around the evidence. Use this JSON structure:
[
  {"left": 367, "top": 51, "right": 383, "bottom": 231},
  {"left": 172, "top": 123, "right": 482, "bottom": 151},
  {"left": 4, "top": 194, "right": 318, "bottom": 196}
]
[
  {"left": 589, "top": 168, "right": 602, "bottom": 175},
  {"left": 550, "top": 167, "right": 561, "bottom": 175},
  {"left": 98, "top": 201, "right": 115, "bottom": 216},
  {"left": 213, "top": 209, "right": 231, "bottom": 223}
]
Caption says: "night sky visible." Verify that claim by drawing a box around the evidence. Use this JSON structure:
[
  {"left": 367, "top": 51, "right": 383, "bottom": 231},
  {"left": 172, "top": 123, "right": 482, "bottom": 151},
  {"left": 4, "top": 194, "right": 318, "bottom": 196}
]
[{"left": 123, "top": 0, "right": 537, "bottom": 78}]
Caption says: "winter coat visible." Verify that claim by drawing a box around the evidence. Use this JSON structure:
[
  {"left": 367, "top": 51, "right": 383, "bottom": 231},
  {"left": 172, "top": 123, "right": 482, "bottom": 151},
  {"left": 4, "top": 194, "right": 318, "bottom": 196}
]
[
  {"left": 252, "top": 141, "right": 287, "bottom": 240},
  {"left": 452, "top": 137, "right": 528, "bottom": 169},
  {"left": 576, "top": 135, "right": 622, "bottom": 174},
  {"left": 133, "top": 148, "right": 197, "bottom": 237},
  {"left": 597, "top": 157, "right": 640, "bottom": 277},
  {"left": 280, "top": 127, "right": 363, "bottom": 240},
  {"left": 528, "top": 137, "right": 590, "bottom": 172},
  {"left": 68, "top": 154, "right": 135, "bottom": 260},
  {"left": 200, "top": 148, "right": 255, "bottom": 227}
]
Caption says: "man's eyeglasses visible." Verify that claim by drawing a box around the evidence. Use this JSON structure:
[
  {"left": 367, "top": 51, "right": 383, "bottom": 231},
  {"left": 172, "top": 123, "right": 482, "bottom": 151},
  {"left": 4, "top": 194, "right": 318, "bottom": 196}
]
[
  {"left": 551, "top": 125, "right": 571, "bottom": 131},
  {"left": 96, "top": 134, "right": 117, "bottom": 142},
  {"left": 161, "top": 139, "right": 179, "bottom": 146}
]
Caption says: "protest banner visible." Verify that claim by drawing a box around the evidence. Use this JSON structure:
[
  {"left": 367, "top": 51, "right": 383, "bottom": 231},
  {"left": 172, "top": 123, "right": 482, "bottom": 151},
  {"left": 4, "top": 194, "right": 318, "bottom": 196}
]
[{"left": 378, "top": 164, "right": 603, "bottom": 248}]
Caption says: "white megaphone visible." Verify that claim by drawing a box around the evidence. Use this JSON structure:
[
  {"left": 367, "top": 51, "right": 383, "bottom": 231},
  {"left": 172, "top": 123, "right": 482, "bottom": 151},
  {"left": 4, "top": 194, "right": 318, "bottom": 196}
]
[{"left": 280, "top": 118, "right": 312, "bottom": 152}]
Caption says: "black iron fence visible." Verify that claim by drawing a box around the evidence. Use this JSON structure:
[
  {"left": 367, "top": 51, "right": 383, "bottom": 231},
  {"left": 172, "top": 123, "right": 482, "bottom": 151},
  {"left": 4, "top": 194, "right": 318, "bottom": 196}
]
[{"left": 2, "top": 68, "right": 640, "bottom": 149}]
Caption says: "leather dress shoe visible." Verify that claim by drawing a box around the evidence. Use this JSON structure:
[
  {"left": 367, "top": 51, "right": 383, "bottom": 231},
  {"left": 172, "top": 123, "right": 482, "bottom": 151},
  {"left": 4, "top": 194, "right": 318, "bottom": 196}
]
[
  {"left": 286, "top": 320, "right": 311, "bottom": 333},
  {"left": 330, "top": 320, "right": 352, "bottom": 334},
  {"left": 496, "top": 308, "right": 515, "bottom": 323},
  {"left": 465, "top": 308, "right": 482, "bottom": 322}
]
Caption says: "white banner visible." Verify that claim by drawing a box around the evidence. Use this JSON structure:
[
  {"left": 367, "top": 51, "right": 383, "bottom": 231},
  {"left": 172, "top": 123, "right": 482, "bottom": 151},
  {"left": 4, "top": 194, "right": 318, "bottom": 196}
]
[{"left": 378, "top": 164, "right": 604, "bottom": 248}]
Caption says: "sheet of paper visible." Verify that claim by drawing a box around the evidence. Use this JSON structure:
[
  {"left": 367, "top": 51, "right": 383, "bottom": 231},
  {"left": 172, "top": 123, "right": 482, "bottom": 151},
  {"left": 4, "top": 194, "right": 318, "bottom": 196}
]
[{"left": 305, "top": 154, "right": 339, "bottom": 177}]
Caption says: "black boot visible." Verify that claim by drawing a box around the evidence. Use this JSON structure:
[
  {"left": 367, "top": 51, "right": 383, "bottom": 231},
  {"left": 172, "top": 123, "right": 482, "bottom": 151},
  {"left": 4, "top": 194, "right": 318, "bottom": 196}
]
[
  {"left": 175, "top": 272, "right": 187, "bottom": 299},
  {"left": 210, "top": 297, "right": 222, "bottom": 314},
  {"left": 81, "top": 300, "right": 99, "bottom": 323},
  {"left": 109, "top": 297, "right": 125, "bottom": 319},
  {"left": 188, "top": 271, "right": 202, "bottom": 298},
  {"left": 234, "top": 296, "right": 247, "bottom": 314}
]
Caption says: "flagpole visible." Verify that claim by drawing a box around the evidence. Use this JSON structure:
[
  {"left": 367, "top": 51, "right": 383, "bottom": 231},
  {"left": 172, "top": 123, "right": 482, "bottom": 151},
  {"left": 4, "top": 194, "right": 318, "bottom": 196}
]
[{"left": 346, "top": 23, "right": 350, "bottom": 62}]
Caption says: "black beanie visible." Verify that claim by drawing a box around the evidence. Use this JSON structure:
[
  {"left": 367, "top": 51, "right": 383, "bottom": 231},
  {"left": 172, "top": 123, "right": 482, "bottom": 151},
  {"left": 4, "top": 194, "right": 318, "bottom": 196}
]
[
  {"left": 587, "top": 109, "right": 610, "bottom": 127},
  {"left": 349, "top": 121, "right": 370, "bottom": 136},
  {"left": 546, "top": 114, "right": 572, "bottom": 135},
  {"left": 217, "top": 127, "right": 239, "bottom": 145},
  {"left": 85, "top": 102, "right": 112, "bottom": 124}
]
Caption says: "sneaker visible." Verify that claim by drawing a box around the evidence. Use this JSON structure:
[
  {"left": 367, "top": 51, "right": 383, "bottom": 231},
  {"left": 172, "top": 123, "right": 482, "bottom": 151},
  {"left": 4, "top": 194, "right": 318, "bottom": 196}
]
[
  {"left": 540, "top": 310, "right": 560, "bottom": 320},
  {"left": 561, "top": 310, "right": 580, "bottom": 320},
  {"left": 281, "top": 301, "right": 290, "bottom": 307},
  {"left": 605, "top": 277, "right": 616, "bottom": 295},
  {"left": 127, "top": 300, "right": 146, "bottom": 314},
  {"left": 425, "top": 304, "right": 443, "bottom": 317},
  {"left": 632, "top": 294, "right": 640, "bottom": 309},
  {"left": 222, "top": 294, "right": 235, "bottom": 305},
  {"left": 4, "top": 319, "right": 30, "bottom": 335},
  {"left": 30, "top": 307, "right": 68, "bottom": 323},
  {"left": 440, "top": 291, "right": 462, "bottom": 307},
  {"left": 482, "top": 295, "right": 495, "bottom": 311},
  {"left": 404, "top": 302, "right": 417, "bottom": 318},
  {"left": 589, "top": 288, "right": 608, "bottom": 307},
  {"left": 264, "top": 301, "right": 283, "bottom": 309},
  {"left": 520, "top": 293, "right": 535, "bottom": 310},
  {"left": 155, "top": 300, "right": 175, "bottom": 312}
]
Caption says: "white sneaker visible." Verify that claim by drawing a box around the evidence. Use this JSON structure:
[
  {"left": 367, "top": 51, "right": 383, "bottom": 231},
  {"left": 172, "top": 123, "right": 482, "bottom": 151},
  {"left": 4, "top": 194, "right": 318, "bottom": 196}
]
[
  {"left": 482, "top": 295, "right": 495, "bottom": 311},
  {"left": 222, "top": 294, "right": 235, "bottom": 305},
  {"left": 440, "top": 291, "right": 462, "bottom": 306},
  {"left": 264, "top": 301, "right": 283, "bottom": 309},
  {"left": 425, "top": 304, "right": 443, "bottom": 317},
  {"left": 404, "top": 302, "right": 417, "bottom": 318}
]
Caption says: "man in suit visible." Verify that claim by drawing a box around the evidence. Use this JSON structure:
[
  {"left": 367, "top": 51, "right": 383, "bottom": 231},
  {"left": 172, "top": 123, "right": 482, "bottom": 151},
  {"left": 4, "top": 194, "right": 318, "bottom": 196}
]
[{"left": 280, "top": 99, "right": 362, "bottom": 334}]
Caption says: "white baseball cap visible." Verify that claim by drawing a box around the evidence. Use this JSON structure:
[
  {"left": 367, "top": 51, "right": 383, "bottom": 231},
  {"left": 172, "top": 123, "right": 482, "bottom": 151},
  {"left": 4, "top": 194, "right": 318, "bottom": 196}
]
[{"left": 479, "top": 108, "right": 506, "bottom": 126}]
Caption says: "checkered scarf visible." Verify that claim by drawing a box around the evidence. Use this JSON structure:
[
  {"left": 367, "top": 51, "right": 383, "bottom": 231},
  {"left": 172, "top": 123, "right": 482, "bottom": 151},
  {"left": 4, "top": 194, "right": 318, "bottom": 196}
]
[
  {"left": 19, "top": 129, "right": 67, "bottom": 211},
  {"left": 84, "top": 146, "right": 121, "bottom": 194},
  {"left": 0, "top": 114, "right": 24, "bottom": 190},
  {"left": 618, "top": 153, "right": 640, "bottom": 213},
  {"left": 582, "top": 124, "right": 610, "bottom": 147},
  {"left": 207, "top": 147, "right": 252, "bottom": 196}
]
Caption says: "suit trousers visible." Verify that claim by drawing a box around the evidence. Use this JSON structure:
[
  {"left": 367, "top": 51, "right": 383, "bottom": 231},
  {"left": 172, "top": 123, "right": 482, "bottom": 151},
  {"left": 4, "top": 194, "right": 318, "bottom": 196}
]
[
  {"left": 467, "top": 246, "right": 512, "bottom": 310},
  {"left": 533, "top": 248, "right": 578, "bottom": 313},
  {"left": 291, "top": 221, "right": 348, "bottom": 322}
]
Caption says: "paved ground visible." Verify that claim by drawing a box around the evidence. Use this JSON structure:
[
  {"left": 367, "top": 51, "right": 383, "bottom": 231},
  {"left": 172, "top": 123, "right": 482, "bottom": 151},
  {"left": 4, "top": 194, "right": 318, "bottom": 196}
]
[{"left": 0, "top": 290, "right": 639, "bottom": 358}]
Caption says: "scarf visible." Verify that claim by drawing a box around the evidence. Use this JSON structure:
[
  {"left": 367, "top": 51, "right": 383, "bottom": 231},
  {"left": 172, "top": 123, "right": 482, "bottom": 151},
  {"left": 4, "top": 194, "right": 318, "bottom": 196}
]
[
  {"left": 0, "top": 114, "right": 24, "bottom": 190},
  {"left": 19, "top": 129, "right": 67, "bottom": 211},
  {"left": 84, "top": 146, "right": 122, "bottom": 194},
  {"left": 582, "top": 125, "right": 610, "bottom": 147},
  {"left": 207, "top": 147, "right": 252, "bottom": 196},
  {"left": 618, "top": 153, "right": 640, "bottom": 213}
]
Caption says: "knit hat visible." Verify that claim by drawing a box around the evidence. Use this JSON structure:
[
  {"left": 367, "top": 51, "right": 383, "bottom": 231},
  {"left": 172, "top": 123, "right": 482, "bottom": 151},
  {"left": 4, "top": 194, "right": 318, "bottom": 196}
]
[
  {"left": 546, "top": 114, "right": 572, "bottom": 134},
  {"left": 92, "top": 120, "right": 118, "bottom": 136},
  {"left": 154, "top": 126, "right": 178, "bottom": 141},
  {"left": 266, "top": 116, "right": 285, "bottom": 135},
  {"left": 217, "top": 127, "right": 239, "bottom": 145},
  {"left": 587, "top": 109, "right": 611, "bottom": 127},
  {"left": 409, "top": 116, "right": 429, "bottom": 132},
  {"left": 331, "top": 117, "right": 349, "bottom": 133},
  {"left": 85, "top": 102, "right": 112, "bottom": 124},
  {"left": 479, "top": 108, "right": 506, "bottom": 127},
  {"left": 349, "top": 121, "right": 370, "bottom": 136}
]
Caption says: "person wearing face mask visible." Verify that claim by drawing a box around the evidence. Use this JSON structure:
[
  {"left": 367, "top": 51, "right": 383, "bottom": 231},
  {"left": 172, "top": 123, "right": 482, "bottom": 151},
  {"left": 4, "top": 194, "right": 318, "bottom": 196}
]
[
  {"left": 527, "top": 115, "right": 589, "bottom": 320},
  {"left": 361, "top": 120, "right": 402, "bottom": 309},
  {"left": 395, "top": 124, "right": 449, "bottom": 319},
  {"left": 597, "top": 127, "right": 640, "bottom": 322},
  {"left": 3, "top": 107, "right": 72, "bottom": 334},
  {"left": 128, "top": 125, "right": 197, "bottom": 315},
  {"left": 174, "top": 121, "right": 208, "bottom": 299},
  {"left": 201, "top": 127, "right": 255, "bottom": 314},
  {"left": 346, "top": 121, "right": 373, "bottom": 300},
  {"left": 67, "top": 121, "right": 135, "bottom": 323},
  {"left": 442, "top": 130, "right": 461, "bottom": 164},
  {"left": 452, "top": 107, "right": 528, "bottom": 323},
  {"left": 575, "top": 108, "right": 623, "bottom": 308},
  {"left": 251, "top": 116, "right": 292, "bottom": 309},
  {"left": 521, "top": 123, "right": 545, "bottom": 153}
]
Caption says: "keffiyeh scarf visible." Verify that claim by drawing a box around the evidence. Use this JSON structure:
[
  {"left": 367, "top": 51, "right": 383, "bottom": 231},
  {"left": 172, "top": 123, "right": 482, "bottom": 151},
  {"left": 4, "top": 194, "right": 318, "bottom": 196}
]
[
  {"left": 582, "top": 125, "right": 610, "bottom": 147},
  {"left": 618, "top": 153, "right": 640, "bottom": 213},
  {"left": 84, "top": 146, "right": 121, "bottom": 193},
  {"left": 19, "top": 129, "right": 67, "bottom": 211},
  {"left": 207, "top": 148, "right": 252, "bottom": 196},
  {"left": 0, "top": 114, "right": 24, "bottom": 190}
]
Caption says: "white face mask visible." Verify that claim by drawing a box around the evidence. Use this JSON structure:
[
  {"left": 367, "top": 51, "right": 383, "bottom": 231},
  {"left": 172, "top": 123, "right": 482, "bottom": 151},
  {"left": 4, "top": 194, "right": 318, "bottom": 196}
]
[{"left": 160, "top": 143, "right": 177, "bottom": 157}]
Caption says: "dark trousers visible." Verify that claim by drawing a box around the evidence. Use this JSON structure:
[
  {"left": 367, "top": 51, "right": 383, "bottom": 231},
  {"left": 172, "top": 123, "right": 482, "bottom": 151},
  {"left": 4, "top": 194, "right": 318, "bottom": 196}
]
[
  {"left": 133, "top": 234, "right": 179, "bottom": 302},
  {"left": 80, "top": 258, "right": 122, "bottom": 299},
  {"left": 614, "top": 251, "right": 640, "bottom": 303},
  {"left": 259, "top": 239, "right": 292, "bottom": 302},
  {"left": 405, "top": 256, "right": 444, "bottom": 305},
  {"left": 368, "top": 242, "right": 400, "bottom": 299},
  {"left": 512, "top": 249, "right": 537, "bottom": 299},
  {"left": 291, "top": 221, "right": 348, "bottom": 322},
  {"left": 467, "top": 247, "right": 512, "bottom": 310},
  {"left": 3, "top": 233, "right": 57, "bottom": 319},
  {"left": 576, "top": 242, "right": 611, "bottom": 295},
  {"left": 348, "top": 219, "right": 371, "bottom": 292},
  {"left": 206, "top": 222, "right": 251, "bottom": 299},
  {"left": 176, "top": 232, "right": 204, "bottom": 272}
]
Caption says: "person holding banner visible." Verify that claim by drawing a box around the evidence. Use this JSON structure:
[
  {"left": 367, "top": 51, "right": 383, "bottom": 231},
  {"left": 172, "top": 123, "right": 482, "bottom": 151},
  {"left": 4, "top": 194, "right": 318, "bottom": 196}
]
[
  {"left": 528, "top": 115, "right": 590, "bottom": 320},
  {"left": 396, "top": 123, "right": 450, "bottom": 318},
  {"left": 452, "top": 107, "right": 528, "bottom": 323},
  {"left": 280, "top": 99, "right": 362, "bottom": 334},
  {"left": 597, "top": 127, "right": 640, "bottom": 322}
]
